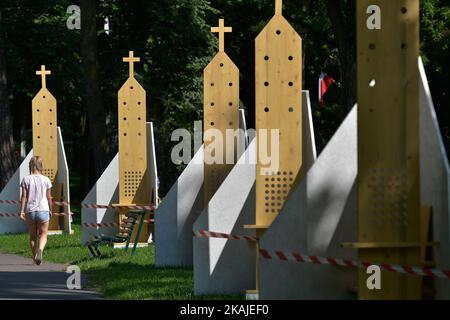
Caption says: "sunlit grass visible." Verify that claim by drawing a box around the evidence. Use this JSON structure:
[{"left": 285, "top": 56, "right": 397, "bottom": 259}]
[{"left": 0, "top": 224, "right": 241, "bottom": 300}]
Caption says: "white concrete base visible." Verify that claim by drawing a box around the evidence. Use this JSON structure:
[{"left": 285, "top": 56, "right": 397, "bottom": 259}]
[
  {"left": 259, "top": 102, "right": 358, "bottom": 300},
  {"left": 0, "top": 127, "right": 71, "bottom": 234},
  {"left": 155, "top": 110, "right": 249, "bottom": 267},
  {"left": 0, "top": 152, "right": 33, "bottom": 234},
  {"left": 57, "top": 127, "right": 72, "bottom": 234},
  {"left": 419, "top": 58, "right": 450, "bottom": 299},
  {"left": 193, "top": 91, "right": 317, "bottom": 295},
  {"left": 258, "top": 58, "right": 450, "bottom": 300},
  {"left": 81, "top": 122, "right": 158, "bottom": 245},
  {"left": 155, "top": 146, "right": 204, "bottom": 266},
  {"left": 193, "top": 138, "right": 257, "bottom": 295},
  {"left": 81, "top": 153, "right": 119, "bottom": 244}
]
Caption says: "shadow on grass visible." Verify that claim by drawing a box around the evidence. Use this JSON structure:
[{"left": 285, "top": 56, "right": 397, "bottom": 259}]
[
  {"left": 0, "top": 230, "right": 242, "bottom": 300},
  {"left": 84, "top": 261, "right": 242, "bottom": 300}
]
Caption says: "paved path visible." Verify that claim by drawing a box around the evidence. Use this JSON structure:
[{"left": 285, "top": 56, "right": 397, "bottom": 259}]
[{"left": 0, "top": 253, "right": 102, "bottom": 300}]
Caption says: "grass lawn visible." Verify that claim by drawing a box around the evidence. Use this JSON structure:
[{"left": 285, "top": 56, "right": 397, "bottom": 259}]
[{"left": 0, "top": 224, "right": 241, "bottom": 300}]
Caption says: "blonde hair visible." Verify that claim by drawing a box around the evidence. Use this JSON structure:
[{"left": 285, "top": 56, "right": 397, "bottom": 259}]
[{"left": 29, "top": 156, "right": 44, "bottom": 173}]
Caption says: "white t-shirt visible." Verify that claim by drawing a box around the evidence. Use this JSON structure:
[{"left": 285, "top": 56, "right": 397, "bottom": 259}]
[{"left": 20, "top": 174, "right": 52, "bottom": 213}]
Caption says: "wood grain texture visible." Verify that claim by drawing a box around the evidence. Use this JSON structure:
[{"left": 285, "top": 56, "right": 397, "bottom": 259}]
[
  {"left": 357, "top": 0, "right": 421, "bottom": 299},
  {"left": 117, "top": 53, "right": 151, "bottom": 243},
  {"left": 32, "top": 67, "right": 60, "bottom": 231},
  {"left": 203, "top": 24, "right": 240, "bottom": 206},
  {"left": 255, "top": 12, "right": 302, "bottom": 229}
]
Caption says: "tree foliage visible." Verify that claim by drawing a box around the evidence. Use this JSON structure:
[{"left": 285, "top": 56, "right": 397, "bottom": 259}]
[{"left": 0, "top": 0, "right": 448, "bottom": 196}]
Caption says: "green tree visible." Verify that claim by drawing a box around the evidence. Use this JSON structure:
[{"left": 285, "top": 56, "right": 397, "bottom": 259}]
[{"left": 0, "top": 7, "right": 17, "bottom": 188}]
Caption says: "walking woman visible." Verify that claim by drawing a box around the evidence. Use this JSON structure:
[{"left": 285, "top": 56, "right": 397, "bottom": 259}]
[{"left": 19, "top": 156, "right": 52, "bottom": 265}]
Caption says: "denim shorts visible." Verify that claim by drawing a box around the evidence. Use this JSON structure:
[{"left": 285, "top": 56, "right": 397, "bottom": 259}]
[{"left": 26, "top": 211, "right": 50, "bottom": 223}]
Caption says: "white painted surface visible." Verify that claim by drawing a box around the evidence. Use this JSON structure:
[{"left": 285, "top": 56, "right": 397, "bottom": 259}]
[
  {"left": 193, "top": 139, "right": 257, "bottom": 295},
  {"left": 155, "top": 146, "right": 204, "bottom": 266},
  {"left": 0, "top": 152, "right": 33, "bottom": 234},
  {"left": 259, "top": 106, "right": 358, "bottom": 300},
  {"left": 155, "top": 110, "right": 249, "bottom": 267},
  {"left": 81, "top": 153, "right": 119, "bottom": 244},
  {"left": 0, "top": 128, "right": 71, "bottom": 234},
  {"left": 147, "top": 123, "right": 159, "bottom": 206},
  {"left": 193, "top": 91, "right": 317, "bottom": 295},
  {"left": 258, "top": 59, "right": 450, "bottom": 300},
  {"left": 57, "top": 127, "right": 72, "bottom": 234},
  {"left": 419, "top": 58, "right": 450, "bottom": 299},
  {"left": 81, "top": 122, "right": 158, "bottom": 244}
]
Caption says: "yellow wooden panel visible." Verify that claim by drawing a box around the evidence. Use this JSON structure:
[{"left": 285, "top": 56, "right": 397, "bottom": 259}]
[
  {"left": 255, "top": 10, "right": 302, "bottom": 228},
  {"left": 117, "top": 52, "right": 150, "bottom": 243},
  {"left": 357, "top": 0, "right": 421, "bottom": 299},
  {"left": 203, "top": 52, "right": 239, "bottom": 204},
  {"left": 203, "top": 20, "right": 240, "bottom": 205},
  {"left": 32, "top": 66, "right": 59, "bottom": 231},
  {"left": 32, "top": 88, "right": 58, "bottom": 181}
]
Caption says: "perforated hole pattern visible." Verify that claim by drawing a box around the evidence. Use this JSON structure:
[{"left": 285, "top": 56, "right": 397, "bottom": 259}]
[
  {"left": 367, "top": 167, "right": 408, "bottom": 227},
  {"left": 263, "top": 171, "right": 295, "bottom": 214},
  {"left": 124, "top": 170, "right": 143, "bottom": 198},
  {"left": 42, "top": 169, "right": 55, "bottom": 181}
]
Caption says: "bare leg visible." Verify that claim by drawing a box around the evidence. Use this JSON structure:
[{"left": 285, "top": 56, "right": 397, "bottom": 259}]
[
  {"left": 27, "top": 220, "right": 38, "bottom": 262},
  {"left": 37, "top": 221, "right": 49, "bottom": 252}
]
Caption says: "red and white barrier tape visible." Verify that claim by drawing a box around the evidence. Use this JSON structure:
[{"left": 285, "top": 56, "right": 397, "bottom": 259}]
[
  {"left": 0, "top": 212, "right": 74, "bottom": 218},
  {"left": 193, "top": 229, "right": 450, "bottom": 280},
  {"left": 0, "top": 212, "right": 20, "bottom": 218},
  {"left": 81, "top": 204, "right": 156, "bottom": 211},
  {"left": 260, "top": 249, "right": 450, "bottom": 280},
  {"left": 1, "top": 200, "right": 155, "bottom": 211},
  {"left": 83, "top": 222, "right": 119, "bottom": 228},
  {"left": 83, "top": 219, "right": 154, "bottom": 228},
  {"left": 0, "top": 199, "right": 70, "bottom": 206},
  {"left": 193, "top": 230, "right": 258, "bottom": 242}
]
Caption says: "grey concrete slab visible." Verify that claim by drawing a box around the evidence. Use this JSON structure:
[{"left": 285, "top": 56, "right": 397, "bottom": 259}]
[
  {"left": 259, "top": 105, "right": 358, "bottom": 300},
  {"left": 0, "top": 253, "right": 102, "bottom": 300},
  {"left": 258, "top": 58, "right": 450, "bottom": 300},
  {"left": 57, "top": 127, "right": 72, "bottom": 234},
  {"left": 419, "top": 58, "right": 450, "bottom": 299},
  {"left": 193, "top": 139, "right": 257, "bottom": 295},
  {"left": 0, "top": 153, "right": 33, "bottom": 235},
  {"left": 193, "top": 91, "right": 317, "bottom": 295},
  {"left": 0, "top": 128, "right": 71, "bottom": 235},
  {"left": 155, "top": 110, "right": 249, "bottom": 267},
  {"left": 81, "top": 122, "right": 158, "bottom": 245}
]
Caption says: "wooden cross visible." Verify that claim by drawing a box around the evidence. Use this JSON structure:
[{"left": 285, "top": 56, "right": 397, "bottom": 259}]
[
  {"left": 211, "top": 19, "right": 232, "bottom": 52},
  {"left": 123, "top": 51, "right": 140, "bottom": 78},
  {"left": 275, "top": 0, "right": 283, "bottom": 15},
  {"left": 36, "top": 65, "right": 51, "bottom": 89}
]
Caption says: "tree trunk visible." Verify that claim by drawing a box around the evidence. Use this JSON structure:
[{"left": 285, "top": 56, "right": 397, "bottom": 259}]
[
  {"left": 80, "top": 0, "right": 110, "bottom": 186},
  {"left": 325, "top": 0, "right": 357, "bottom": 114},
  {"left": 0, "top": 9, "right": 17, "bottom": 189}
]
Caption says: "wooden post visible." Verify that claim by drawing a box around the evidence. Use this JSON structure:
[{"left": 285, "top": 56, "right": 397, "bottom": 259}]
[
  {"left": 244, "top": 0, "right": 302, "bottom": 296},
  {"left": 356, "top": 0, "right": 421, "bottom": 299},
  {"left": 32, "top": 66, "right": 60, "bottom": 232},
  {"left": 203, "top": 19, "right": 239, "bottom": 205},
  {"left": 116, "top": 51, "right": 151, "bottom": 244},
  {"left": 254, "top": 0, "right": 302, "bottom": 231}
]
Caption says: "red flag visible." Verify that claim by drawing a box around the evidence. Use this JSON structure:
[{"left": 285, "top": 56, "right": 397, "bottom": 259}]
[{"left": 318, "top": 72, "right": 336, "bottom": 107}]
